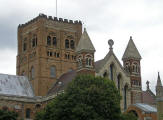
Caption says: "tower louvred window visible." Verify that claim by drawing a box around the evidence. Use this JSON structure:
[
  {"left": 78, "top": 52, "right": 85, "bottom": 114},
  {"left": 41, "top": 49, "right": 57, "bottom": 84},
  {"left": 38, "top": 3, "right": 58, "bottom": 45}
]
[
  {"left": 32, "top": 35, "right": 37, "bottom": 47},
  {"left": 53, "top": 37, "right": 57, "bottom": 46},
  {"left": 70, "top": 40, "right": 75, "bottom": 49},
  {"left": 47, "top": 36, "right": 51, "bottom": 45},
  {"left": 65, "top": 39, "right": 69, "bottom": 48},
  {"left": 30, "top": 66, "right": 34, "bottom": 80}
]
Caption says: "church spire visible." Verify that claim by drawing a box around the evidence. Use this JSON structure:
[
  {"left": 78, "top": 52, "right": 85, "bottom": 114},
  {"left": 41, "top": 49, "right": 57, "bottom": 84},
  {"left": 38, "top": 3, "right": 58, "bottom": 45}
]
[
  {"left": 157, "top": 72, "right": 162, "bottom": 86},
  {"left": 122, "top": 36, "right": 141, "bottom": 60},
  {"left": 76, "top": 28, "right": 95, "bottom": 53}
]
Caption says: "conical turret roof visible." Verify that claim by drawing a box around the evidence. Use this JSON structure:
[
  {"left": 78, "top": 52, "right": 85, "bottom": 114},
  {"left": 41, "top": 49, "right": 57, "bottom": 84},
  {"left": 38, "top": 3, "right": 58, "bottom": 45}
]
[
  {"left": 157, "top": 72, "right": 162, "bottom": 86},
  {"left": 76, "top": 28, "right": 95, "bottom": 53},
  {"left": 122, "top": 36, "right": 141, "bottom": 60}
]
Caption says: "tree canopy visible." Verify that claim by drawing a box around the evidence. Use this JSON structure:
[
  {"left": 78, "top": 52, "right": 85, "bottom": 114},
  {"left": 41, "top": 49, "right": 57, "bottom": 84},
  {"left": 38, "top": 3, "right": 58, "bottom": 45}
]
[
  {"left": 35, "top": 75, "right": 122, "bottom": 120},
  {"left": 0, "top": 109, "right": 18, "bottom": 120}
]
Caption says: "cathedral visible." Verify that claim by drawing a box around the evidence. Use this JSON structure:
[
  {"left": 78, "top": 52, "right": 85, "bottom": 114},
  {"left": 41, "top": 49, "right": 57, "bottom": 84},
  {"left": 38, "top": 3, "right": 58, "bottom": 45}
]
[{"left": 0, "top": 13, "right": 162, "bottom": 120}]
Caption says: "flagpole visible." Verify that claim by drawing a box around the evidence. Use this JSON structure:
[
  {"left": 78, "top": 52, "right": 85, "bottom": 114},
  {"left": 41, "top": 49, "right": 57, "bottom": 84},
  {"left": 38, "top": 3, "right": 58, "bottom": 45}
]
[{"left": 56, "top": 0, "right": 57, "bottom": 17}]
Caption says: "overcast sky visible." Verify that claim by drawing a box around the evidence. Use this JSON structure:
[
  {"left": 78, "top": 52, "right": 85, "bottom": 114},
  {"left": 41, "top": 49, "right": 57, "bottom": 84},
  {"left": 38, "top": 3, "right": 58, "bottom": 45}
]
[{"left": 0, "top": 0, "right": 163, "bottom": 93}]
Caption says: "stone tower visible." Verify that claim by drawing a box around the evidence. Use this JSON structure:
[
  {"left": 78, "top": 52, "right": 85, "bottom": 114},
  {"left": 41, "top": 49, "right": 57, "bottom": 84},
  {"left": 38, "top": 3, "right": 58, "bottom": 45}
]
[
  {"left": 76, "top": 28, "right": 96, "bottom": 76},
  {"left": 16, "top": 14, "right": 82, "bottom": 96},
  {"left": 156, "top": 72, "right": 163, "bottom": 120},
  {"left": 122, "top": 36, "right": 142, "bottom": 104}
]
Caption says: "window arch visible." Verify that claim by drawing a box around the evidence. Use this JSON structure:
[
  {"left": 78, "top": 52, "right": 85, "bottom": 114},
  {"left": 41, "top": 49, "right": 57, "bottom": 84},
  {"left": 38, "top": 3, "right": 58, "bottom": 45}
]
[
  {"left": 32, "top": 35, "right": 37, "bottom": 47},
  {"left": 65, "top": 39, "right": 69, "bottom": 48},
  {"left": 86, "top": 58, "right": 92, "bottom": 66},
  {"left": 117, "top": 74, "right": 121, "bottom": 90},
  {"left": 70, "top": 40, "right": 75, "bottom": 49},
  {"left": 47, "top": 36, "right": 51, "bottom": 46},
  {"left": 26, "top": 108, "right": 31, "bottom": 119},
  {"left": 85, "top": 54, "right": 93, "bottom": 67},
  {"left": 110, "top": 64, "right": 114, "bottom": 80},
  {"left": 50, "top": 66, "right": 56, "bottom": 78},
  {"left": 23, "top": 42, "right": 27, "bottom": 51},
  {"left": 53, "top": 36, "right": 57, "bottom": 46},
  {"left": 30, "top": 66, "right": 34, "bottom": 80},
  {"left": 103, "top": 71, "right": 107, "bottom": 78},
  {"left": 124, "top": 85, "right": 128, "bottom": 110},
  {"left": 77, "top": 58, "right": 82, "bottom": 67}
]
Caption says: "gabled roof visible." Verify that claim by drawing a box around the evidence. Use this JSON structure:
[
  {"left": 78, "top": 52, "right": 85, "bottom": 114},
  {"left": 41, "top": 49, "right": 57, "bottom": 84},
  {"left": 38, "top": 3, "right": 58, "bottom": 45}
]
[
  {"left": 95, "top": 50, "right": 127, "bottom": 75},
  {"left": 76, "top": 28, "right": 95, "bottom": 53},
  {"left": 122, "top": 36, "right": 141, "bottom": 60},
  {"left": 0, "top": 73, "right": 34, "bottom": 97}
]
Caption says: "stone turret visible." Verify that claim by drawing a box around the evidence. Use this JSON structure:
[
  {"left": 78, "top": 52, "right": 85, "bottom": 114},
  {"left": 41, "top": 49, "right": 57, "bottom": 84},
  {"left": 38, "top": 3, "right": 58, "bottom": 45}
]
[
  {"left": 156, "top": 72, "right": 163, "bottom": 97},
  {"left": 122, "top": 36, "right": 142, "bottom": 104},
  {"left": 76, "top": 28, "right": 96, "bottom": 76},
  {"left": 156, "top": 72, "right": 163, "bottom": 120}
]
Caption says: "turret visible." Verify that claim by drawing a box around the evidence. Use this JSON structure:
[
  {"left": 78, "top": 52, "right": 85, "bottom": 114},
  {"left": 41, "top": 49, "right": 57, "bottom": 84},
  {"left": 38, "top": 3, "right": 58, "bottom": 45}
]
[
  {"left": 76, "top": 28, "right": 96, "bottom": 76},
  {"left": 122, "top": 36, "right": 142, "bottom": 104},
  {"left": 156, "top": 72, "right": 163, "bottom": 97}
]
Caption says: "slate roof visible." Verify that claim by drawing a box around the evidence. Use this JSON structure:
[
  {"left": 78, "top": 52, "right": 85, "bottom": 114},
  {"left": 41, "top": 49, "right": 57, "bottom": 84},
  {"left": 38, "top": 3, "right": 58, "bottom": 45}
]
[
  {"left": 142, "top": 90, "right": 156, "bottom": 105},
  {"left": 76, "top": 28, "right": 95, "bottom": 53},
  {"left": 122, "top": 36, "right": 141, "bottom": 60},
  {"left": 133, "top": 103, "right": 157, "bottom": 113},
  {"left": 48, "top": 70, "right": 77, "bottom": 95},
  {"left": 0, "top": 73, "right": 34, "bottom": 97}
]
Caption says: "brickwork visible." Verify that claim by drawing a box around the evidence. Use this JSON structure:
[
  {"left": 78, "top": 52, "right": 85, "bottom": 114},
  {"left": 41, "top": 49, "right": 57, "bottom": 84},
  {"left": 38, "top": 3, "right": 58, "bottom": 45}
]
[
  {"left": 123, "top": 58, "right": 142, "bottom": 104},
  {"left": 17, "top": 14, "right": 82, "bottom": 96}
]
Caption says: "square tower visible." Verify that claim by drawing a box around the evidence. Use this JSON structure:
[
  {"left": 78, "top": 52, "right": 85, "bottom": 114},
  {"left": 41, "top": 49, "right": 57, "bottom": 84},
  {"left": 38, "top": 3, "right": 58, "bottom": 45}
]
[{"left": 17, "top": 14, "right": 82, "bottom": 96}]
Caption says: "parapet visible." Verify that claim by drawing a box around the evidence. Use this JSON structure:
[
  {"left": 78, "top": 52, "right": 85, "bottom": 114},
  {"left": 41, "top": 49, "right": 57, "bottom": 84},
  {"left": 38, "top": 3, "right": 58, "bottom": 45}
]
[{"left": 18, "top": 13, "right": 82, "bottom": 28}]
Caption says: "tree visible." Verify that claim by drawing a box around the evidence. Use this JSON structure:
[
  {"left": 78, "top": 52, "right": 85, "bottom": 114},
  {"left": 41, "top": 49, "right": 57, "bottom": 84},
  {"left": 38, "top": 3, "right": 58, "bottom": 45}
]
[
  {"left": 0, "top": 109, "right": 18, "bottom": 120},
  {"left": 35, "top": 75, "right": 121, "bottom": 120},
  {"left": 121, "top": 112, "right": 137, "bottom": 120}
]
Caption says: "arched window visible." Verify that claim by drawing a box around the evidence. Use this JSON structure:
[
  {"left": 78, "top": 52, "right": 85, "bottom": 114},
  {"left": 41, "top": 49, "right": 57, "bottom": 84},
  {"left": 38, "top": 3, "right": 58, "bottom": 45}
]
[
  {"left": 110, "top": 64, "right": 114, "bottom": 80},
  {"left": 70, "top": 40, "right": 75, "bottom": 49},
  {"left": 124, "top": 85, "right": 127, "bottom": 110},
  {"left": 32, "top": 35, "right": 37, "bottom": 47},
  {"left": 103, "top": 71, "right": 107, "bottom": 78},
  {"left": 78, "top": 58, "right": 82, "bottom": 67},
  {"left": 53, "top": 37, "right": 57, "bottom": 46},
  {"left": 50, "top": 66, "right": 56, "bottom": 78},
  {"left": 86, "top": 58, "right": 92, "bottom": 66},
  {"left": 26, "top": 108, "right": 31, "bottom": 119},
  {"left": 23, "top": 42, "right": 27, "bottom": 51},
  {"left": 47, "top": 36, "right": 51, "bottom": 46},
  {"left": 117, "top": 74, "right": 121, "bottom": 90},
  {"left": 65, "top": 39, "right": 69, "bottom": 48},
  {"left": 30, "top": 66, "right": 34, "bottom": 80}
]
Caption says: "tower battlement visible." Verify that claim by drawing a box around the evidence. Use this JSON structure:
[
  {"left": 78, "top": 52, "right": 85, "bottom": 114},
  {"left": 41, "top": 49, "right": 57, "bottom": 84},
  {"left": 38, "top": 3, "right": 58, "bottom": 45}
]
[{"left": 18, "top": 13, "right": 82, "bottom": 28}]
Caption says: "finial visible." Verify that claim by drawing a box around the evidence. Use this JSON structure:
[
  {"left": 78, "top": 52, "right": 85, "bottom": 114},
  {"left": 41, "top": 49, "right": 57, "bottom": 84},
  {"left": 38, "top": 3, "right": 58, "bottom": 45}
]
[
  {"left": 108, "top": 39, "right": 114, "bottom": 51},
  {"left": 146, "top": 80, "right": 150, "bottom": 90},
  {"left": 130, "top": 36, "right": 133, "bottom": 40}
]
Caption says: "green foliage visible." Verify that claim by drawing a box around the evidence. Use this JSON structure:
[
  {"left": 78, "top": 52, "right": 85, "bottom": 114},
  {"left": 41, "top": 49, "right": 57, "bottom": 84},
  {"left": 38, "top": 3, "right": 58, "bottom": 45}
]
[
  {"left": 35, "top": 75, "right": 121, "bottom": 120},
  {"left": 0, "top": 109, "right": 18, "bottom": 120},
  {"left": 121, "top": 112, "right": 137, "bottom": 120}
]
